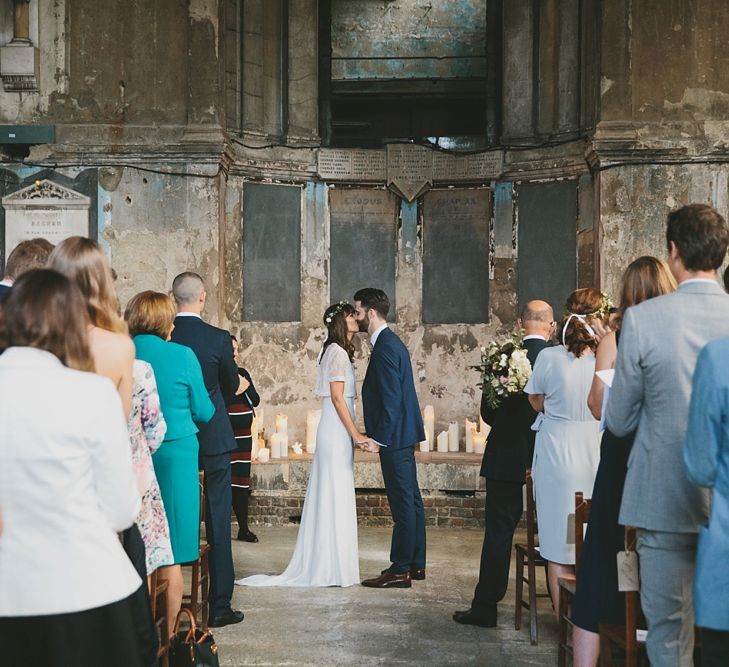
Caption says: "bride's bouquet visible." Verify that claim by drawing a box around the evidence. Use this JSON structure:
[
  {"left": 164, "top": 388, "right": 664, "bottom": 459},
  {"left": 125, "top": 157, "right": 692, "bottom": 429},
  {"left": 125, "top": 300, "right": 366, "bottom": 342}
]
[{"left": 473, "top": 336, "right": 533, "bottom": 409}]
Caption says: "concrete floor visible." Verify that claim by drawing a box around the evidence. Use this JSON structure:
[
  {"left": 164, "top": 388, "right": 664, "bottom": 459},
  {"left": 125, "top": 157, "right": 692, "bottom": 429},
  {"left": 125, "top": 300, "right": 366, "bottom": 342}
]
[{"left": 212, "top": 526, "right": 558, "bottom": 666}]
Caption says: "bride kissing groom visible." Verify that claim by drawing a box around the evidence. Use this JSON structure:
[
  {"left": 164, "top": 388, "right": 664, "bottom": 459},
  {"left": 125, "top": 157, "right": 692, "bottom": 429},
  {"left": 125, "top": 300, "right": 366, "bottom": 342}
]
[{"left": 236, "top": 287, "right": 426, "bottom": 589}]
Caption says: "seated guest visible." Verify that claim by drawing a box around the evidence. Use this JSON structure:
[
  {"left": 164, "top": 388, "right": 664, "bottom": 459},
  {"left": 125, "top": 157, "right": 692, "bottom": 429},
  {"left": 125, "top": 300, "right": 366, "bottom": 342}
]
[
  {"left": 525, "top": 288, "right": 604, "bottom": 614},
  {"left": 48, "top": 236, "right": 134, "bottom": 418},
  {"left": 0, "top": 269, "right": 144, "bottom": 667},
  {"left": 227, "top": 334, "right": 261, "bottom": 543},
  {"left": 571, "top": 257, "right": 676, "bottom": 666},
  {"left": 125, "top": 290, "right": 215, "bottom": 636},
  {"left": 684, "top": 340, "right": 729, "bottom": 667},
  {"left": 0, "top": 237, "right": 54, "bottom": 299}
]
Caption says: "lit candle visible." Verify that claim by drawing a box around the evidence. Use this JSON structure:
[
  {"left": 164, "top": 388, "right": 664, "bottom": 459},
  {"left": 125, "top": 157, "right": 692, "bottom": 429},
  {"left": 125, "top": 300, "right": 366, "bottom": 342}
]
[
  {"left": 479, "top": 416, "right": 488, "bottom": 434},
  {"left": 465, "top": 419, "right": 476, "bottom": 453},
  {"left": 275, "top": 413, "right": 288, "bottom": 435},
  {"left": 423, "top": 405, "right": 435, "bottom": 451},
  {"left": 436, "top": 430, "right": 449, "bottom": 453},
  {"left": 270, "top": 433, "right": 282, "bottom": 458},
  {"left": 448, "top": 422, "right": 459, "bottom": 452},
  {"left": 472, "top": 432, "right": 487, "bottom": 455},
  {"left": 252, "top": 435, "right": 259, "bottom": 460},
  {"left": 257, "top": 447, "right": 270, "bottom": 463}
]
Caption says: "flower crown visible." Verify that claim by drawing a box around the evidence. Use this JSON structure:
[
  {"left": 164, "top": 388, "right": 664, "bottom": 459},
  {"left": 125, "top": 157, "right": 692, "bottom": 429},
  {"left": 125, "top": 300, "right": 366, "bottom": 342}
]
[
  {"left": 564, "top": 292, "right": 613, "bottom": 322},
  {"left": 325, "top": 300, "right": 349, "bottom": 325}
]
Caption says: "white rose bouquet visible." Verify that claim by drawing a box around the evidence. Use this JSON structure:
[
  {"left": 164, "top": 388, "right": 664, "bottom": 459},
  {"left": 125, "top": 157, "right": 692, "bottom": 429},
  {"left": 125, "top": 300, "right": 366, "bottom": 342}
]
[{"left": 473, "top": 336, "right": 532, "bottom": 410}]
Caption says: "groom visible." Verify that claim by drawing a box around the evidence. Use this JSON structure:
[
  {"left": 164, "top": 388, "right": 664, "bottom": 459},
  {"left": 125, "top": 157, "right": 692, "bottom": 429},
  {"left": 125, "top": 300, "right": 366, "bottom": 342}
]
[{"left": 354, "top": 288, "right": 426, "bottom": 589}]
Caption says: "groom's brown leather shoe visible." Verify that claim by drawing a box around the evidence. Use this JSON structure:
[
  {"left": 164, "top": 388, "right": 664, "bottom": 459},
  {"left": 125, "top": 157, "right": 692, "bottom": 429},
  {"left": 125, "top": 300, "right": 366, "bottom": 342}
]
[
  {"left": 362, "top": 571, "right": 412, "bottom": 588},
  {"left": 380, "top": 566, "right": 426, "bottom": 580}
]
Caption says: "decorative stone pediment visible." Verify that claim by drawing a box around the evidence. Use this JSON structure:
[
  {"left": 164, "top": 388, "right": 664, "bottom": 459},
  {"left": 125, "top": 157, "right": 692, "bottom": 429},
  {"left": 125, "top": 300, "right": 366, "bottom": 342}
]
[{"left": 2, "top": 179, "right": 91, "bottom": 209}]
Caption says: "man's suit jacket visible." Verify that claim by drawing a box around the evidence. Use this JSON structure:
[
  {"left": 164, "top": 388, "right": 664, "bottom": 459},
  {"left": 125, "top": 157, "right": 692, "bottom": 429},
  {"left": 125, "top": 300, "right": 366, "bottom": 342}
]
[
  {"left": 480, "top": 337, "right": 550, "bottom": 482},
  {"left": 362, "top": 327, "right": 425, "bottom": 449},
  {"left": 170, "top": 315, "right": 239, "bottom": 457},
  {"left": 606, "top": 280, "right": 729, "bottom": 533}
]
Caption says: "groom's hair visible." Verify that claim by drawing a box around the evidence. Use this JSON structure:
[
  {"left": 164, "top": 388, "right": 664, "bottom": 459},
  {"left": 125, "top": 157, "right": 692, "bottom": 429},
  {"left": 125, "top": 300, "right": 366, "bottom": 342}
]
[{"left": 353, "top": 287, "right": 389, "bottom": 319}]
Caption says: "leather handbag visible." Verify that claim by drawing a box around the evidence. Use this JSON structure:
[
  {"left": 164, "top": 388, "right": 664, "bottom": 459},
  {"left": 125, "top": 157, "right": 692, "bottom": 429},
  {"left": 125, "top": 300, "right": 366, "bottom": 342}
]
[{"left": 169, "top": 608, "right": 220, "bottom": 667}]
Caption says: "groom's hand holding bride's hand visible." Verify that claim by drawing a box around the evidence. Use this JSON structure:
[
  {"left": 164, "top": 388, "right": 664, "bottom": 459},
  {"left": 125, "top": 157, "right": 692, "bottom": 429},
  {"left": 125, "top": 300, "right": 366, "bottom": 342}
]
[{"left": 358, "top": 438, "right": 380, "bottom": 454}]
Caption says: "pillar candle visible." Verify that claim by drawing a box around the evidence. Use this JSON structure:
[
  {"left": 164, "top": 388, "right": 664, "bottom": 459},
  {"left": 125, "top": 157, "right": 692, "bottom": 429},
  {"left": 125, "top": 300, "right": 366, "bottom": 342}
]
[
  {"left": 423, "top": 405, "right": 435, "bottom": 451},
  {"left": 465, "top": 419, "right": 476, "bottom": 453},
  {"left": 257, "top": 447, "right": 270, "bottom": 463},
  {"left": 436, "top": 430, "right": 449, "bottom": 453},
  {"left": 252, "top": 435, "right": 259, "bottom": 460},
  {"left": 448, "top": 421, "right": 459, "bottom": 452},
  {"left": 479, "top": 415, "right": 488, "bottom": 433},
  {"left": 270, "top": 433, "right": 282, "bottom": 459},
  {"left": 306, "top": 410, "right": 319, "bottom": 454},
  {"left": 280, "top": 433, "right": 289, "bottom": 458},
  {"left": 419, "top": 440, "right": 429, "bottom": 453},
  {"left": 472, "top": 432, "right": 487, "bottom": 455},
  {"left": 275, "top": 413, "right": 288, "bottom": 435}
]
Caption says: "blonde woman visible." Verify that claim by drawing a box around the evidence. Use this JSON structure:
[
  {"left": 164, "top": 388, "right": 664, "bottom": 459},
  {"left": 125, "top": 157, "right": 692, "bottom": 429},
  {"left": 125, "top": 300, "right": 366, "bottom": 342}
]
[{"left": 48, "top": 236, "right": 134, "bottom": 419}]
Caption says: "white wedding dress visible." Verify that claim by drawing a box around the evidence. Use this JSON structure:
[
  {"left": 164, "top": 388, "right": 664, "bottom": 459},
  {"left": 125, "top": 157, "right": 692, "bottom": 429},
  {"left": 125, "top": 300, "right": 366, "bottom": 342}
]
[{"left": 236, "top": 343, "right": 360, "bottom": 587}]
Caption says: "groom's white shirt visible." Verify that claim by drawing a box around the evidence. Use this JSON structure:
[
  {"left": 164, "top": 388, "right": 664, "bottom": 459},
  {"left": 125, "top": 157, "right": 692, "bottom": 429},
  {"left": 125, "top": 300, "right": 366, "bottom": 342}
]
[{"left": 367, "top": 323, "right": 389, "bottom": 448}]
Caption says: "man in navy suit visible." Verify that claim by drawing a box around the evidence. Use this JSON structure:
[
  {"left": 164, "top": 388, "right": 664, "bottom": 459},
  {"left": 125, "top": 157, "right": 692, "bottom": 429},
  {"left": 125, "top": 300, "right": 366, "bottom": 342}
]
[
  {"left": 454, "top": 300, "right": 553, "bottom": 628},
  {"left": 170, "top": 272, "right": 244, "bottom": 628},
  {"left": 354, "top": 288, "right": 426, "bottom": 589}
]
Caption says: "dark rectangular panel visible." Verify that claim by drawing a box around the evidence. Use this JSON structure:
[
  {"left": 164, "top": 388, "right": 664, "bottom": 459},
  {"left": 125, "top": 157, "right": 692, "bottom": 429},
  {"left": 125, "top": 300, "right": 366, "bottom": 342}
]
[
  {"left": 423, "top": 189, "right": 490, "bottom": 324},
  {"left": 242, "top": 182, "right": 301, "bottom": 321},
  {"left": 329, "top": 188, "right": 397, "bottom": 317},
  {"left": 517, "top": 180, "right": 577, "bottom": 314}
]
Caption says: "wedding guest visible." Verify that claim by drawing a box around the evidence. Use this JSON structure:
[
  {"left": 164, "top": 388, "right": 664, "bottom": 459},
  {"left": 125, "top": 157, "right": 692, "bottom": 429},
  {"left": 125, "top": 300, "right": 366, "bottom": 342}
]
[
  {"left": 227, "top": 334, "right": 261, "bottom": 543},
  {"left": 0, "top": 237, "right": 54, "bottom": 299},
  {"left": 128, "top": 358, "right": 175, "bottom": 579},
  {"left": 48, "top": 236, "right": 134, "bottom": 419},
  {"left": 684, "top": 338, "right": 729, "bottom": 667},
  {"left": 572, "top": 257, "right": 676, "bottom": 666},
  {"left": 0, "top": 269, "right": 144, "bottom": 666},
  {"left": 125, "top": 290, "right": 215, "bottom": 637},
  {"left": 453, "top": 300, "right": 554, "bottom": 628},
  {"left": 524, "top": 288, "right": 604, "bottom": 614},
  {"left": 606, "top": 204, "right": 729, "bottom": 667}
]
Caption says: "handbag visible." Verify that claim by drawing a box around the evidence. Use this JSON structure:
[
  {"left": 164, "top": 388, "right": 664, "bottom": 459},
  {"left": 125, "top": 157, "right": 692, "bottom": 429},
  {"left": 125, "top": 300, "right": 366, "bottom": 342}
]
[{"left": 169, "top": 608, "right": 220, "bottom": 667}]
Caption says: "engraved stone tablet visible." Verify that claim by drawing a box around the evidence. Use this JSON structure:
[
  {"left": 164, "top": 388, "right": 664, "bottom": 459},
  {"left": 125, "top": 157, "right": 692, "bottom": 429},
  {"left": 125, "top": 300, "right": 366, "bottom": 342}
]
[
  {"left": 2, "top": 180, "right": 91, "bottom": 263},
  {"left": 432, "top": 150, "right": 504, "bottom": 182},
  {"left": 386, "top": 144, "right": 433, "bottom": 202},
  {"left": 318, "top": 148, "right": 387, "bottom": 181}
]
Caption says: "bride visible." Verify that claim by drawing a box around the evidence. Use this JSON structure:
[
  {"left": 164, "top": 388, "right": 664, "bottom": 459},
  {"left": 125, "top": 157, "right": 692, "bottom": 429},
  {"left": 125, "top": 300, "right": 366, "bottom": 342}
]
[{"left": 236, "top": 301, "right": 364, "bottom": 587}]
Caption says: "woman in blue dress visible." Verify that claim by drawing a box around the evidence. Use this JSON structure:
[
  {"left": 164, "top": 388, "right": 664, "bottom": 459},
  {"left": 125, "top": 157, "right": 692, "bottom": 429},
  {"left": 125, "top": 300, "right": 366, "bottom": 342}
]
[{"left": 124, "top": 290, "right": 214, "bottom": 637}]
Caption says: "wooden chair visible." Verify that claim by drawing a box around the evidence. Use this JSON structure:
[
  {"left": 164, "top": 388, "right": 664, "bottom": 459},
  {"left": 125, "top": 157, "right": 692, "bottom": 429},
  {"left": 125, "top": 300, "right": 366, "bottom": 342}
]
[
  {"left": 514, "top": 469, "right": 551, "bottom": 645},
  {"left": 598, "top": 527, "right": 647, "bottom": 667},
  {"left": 149, "top": 569, "right": 170, "bottom": 667},
  {"left": 181, "top": 471, "right": 211, "bottom": 629},
  {"left": 557, "top": 492, "right": 592, "bottom": 667}
]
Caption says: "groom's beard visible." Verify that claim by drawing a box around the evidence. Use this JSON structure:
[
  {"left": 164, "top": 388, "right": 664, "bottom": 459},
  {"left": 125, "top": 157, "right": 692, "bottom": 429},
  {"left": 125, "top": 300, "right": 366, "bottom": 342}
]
[{"left": 357, "top": 314, "right": 370, "bottom": 333}]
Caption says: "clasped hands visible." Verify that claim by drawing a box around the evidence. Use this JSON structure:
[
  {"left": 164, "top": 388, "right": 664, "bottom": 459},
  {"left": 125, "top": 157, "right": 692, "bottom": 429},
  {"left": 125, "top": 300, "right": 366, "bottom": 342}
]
[{"left": 355, "top": 436, "right": 380, "bottom": 453}]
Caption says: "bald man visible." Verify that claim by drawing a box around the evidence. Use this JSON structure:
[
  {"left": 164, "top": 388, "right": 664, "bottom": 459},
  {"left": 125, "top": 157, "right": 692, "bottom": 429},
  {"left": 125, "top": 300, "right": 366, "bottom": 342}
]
[{"left": 454, "top": 300, "right": 554, "bottom": 628}]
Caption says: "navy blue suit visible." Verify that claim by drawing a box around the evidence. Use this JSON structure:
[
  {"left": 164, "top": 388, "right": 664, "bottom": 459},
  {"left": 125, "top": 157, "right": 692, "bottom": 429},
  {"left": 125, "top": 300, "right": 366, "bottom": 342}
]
[
  {"left": 362, "top": 327, "right": 426, "bottom": 574},
  {"left": 171, "top": 315, "right": 238, "bottom": 617}
]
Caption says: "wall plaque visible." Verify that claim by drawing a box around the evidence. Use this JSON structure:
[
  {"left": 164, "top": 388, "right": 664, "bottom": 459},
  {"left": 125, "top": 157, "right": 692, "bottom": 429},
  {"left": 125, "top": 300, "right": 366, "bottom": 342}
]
[
  {"left": 317, "top": 148, "right": 387, "bottom": 181},
  {"left": 386, "top": 144, "right": 433, "bottom": 202},
  {"left": 2, "top": 179, "right": 91, "bottom": 263}
]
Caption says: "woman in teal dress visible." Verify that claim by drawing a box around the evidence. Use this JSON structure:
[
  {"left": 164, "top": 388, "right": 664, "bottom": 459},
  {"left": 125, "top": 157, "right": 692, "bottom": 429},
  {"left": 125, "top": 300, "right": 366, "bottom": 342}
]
[{"left": 124, "top": 290, "right": 214, "bottom": 637}]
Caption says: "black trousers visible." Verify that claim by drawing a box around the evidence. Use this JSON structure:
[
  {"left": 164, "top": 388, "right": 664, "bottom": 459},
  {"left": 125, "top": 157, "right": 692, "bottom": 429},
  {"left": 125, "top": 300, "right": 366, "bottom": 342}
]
[
  {"left": 200, "top": 452, "right": 235, "bottom": 617},
  {"left": 702, "top": 628, "right": 729, "bottom": 667},
  {"left": 471, "top": 478, "right": 523, "bottom": 615}
]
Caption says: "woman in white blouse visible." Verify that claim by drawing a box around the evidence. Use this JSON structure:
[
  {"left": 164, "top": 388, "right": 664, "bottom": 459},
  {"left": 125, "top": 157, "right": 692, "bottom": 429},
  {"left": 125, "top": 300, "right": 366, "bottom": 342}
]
[{"left": 0, "top": 269, "right": 146, "bottom": 667}]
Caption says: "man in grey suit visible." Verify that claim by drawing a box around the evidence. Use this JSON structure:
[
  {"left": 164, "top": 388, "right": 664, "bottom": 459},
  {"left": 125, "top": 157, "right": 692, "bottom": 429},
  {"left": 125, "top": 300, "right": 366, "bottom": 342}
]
[{"left": 607, "top": 204, "right": 729, "bottom": 666}]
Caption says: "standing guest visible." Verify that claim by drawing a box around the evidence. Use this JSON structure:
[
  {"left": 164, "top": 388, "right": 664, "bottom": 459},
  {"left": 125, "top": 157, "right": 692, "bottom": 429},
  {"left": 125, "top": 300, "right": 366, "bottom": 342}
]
[
  {"left": 48, "top": 236, "right": 134, "bottom": 419},
  {"left": 524, "top": 288, "right": 604, "bottom": 614},
  {"left": 227, "top": 334, "right": 261, "bottom": 543},
  {"left": 170, "top": 272, "right": 246, "bottom": 628},
  {"left": 684, "top": 339, "right": 729, "bottom": 667},
  {"left": 0, "top": 237, "right": 54, "bottom": 299},
  {"left": 128, "top": 358, "right": 175, "bottom": 579},
  {"left": 453, "top": 300, "right": 554, "bottom": 628},
  {"left": 125, "top": 290, "right": 215, "bottom": 637},
  {"left": 0, "top": 270, "right": 144, "bottom": 667},
  {"left": 606, "top": 204, "right": 729, "bottom": 667},
  {"left": 572, "top": 257, "right": 676, "bottom": 666}
]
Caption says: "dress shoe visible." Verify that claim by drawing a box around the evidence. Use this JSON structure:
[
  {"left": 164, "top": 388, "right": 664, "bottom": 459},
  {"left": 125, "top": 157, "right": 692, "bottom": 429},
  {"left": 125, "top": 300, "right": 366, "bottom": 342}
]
[
  {"left": 362, "top": 571, "right": 412, "bottom": 588},
  {"left": 209, "top": 608, "right": 244, "bottom": 628},
  {"left": 237, "top": 529, "right": 259, "bottom": 543},
  {"left": 452, "top": 608, "right": 497, "bottom": 628},
  {"left": 380, "top": 566, "right": 426, "bottom": 580}
]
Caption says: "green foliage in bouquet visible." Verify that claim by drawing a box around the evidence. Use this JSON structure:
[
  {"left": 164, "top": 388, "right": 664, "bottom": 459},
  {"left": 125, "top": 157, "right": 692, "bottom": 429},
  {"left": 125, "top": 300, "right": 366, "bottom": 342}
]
[{"left": 472, "top": 335, "right": 533, "bottom": 410}]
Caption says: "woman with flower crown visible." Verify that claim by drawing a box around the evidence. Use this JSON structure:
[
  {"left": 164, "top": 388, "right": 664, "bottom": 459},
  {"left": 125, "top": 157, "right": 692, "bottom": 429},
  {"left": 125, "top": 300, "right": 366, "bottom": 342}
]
[
  {"left": 236, "top": 301, "right": 364, "bottom": 587},
  {"left": 524, "top": 287, "right": 606, "bottom": 614}
]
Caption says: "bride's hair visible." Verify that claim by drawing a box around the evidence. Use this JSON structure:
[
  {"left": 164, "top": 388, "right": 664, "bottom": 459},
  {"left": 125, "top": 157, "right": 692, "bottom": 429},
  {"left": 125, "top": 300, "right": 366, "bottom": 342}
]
[{"left": 321, "top": 301, "right": 355, "bottom": 361}]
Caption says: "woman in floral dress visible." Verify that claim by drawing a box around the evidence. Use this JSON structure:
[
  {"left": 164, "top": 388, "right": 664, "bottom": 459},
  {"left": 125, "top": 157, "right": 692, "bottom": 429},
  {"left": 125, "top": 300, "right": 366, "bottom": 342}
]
[{"left": 128, "top": 359, "right": 174, "bottom": 579}]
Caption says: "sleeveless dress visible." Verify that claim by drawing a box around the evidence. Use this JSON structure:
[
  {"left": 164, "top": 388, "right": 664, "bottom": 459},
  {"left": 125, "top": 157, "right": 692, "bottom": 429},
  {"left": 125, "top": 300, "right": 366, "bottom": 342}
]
[
  {"left": 236, "top": 343, "right": 360, "bottom": 587},
  {"left": 524, "top": 345, "right": 601, "bottom": 564}
]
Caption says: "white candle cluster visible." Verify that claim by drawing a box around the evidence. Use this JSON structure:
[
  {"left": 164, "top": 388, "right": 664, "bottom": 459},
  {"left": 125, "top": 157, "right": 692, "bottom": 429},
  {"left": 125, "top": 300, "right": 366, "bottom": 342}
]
[{"left": 306, "top": 409, "right": 321, "bottom": 454}]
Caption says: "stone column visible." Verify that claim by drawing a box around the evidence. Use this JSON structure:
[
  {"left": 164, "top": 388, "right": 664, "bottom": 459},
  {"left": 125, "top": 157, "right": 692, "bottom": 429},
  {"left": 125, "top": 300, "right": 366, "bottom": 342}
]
[
  {"left": 12, "top": 0, "right": 31, "bottom": 43},
  {"left": 287, "top": 0, "right": 319, "bottom": 145}
]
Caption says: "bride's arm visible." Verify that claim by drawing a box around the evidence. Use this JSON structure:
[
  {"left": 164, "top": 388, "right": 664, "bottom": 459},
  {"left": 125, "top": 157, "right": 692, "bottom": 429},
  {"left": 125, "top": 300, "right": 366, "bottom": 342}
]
[{"left": 330, "top": 380, "right": 365, "bottom": 442}]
